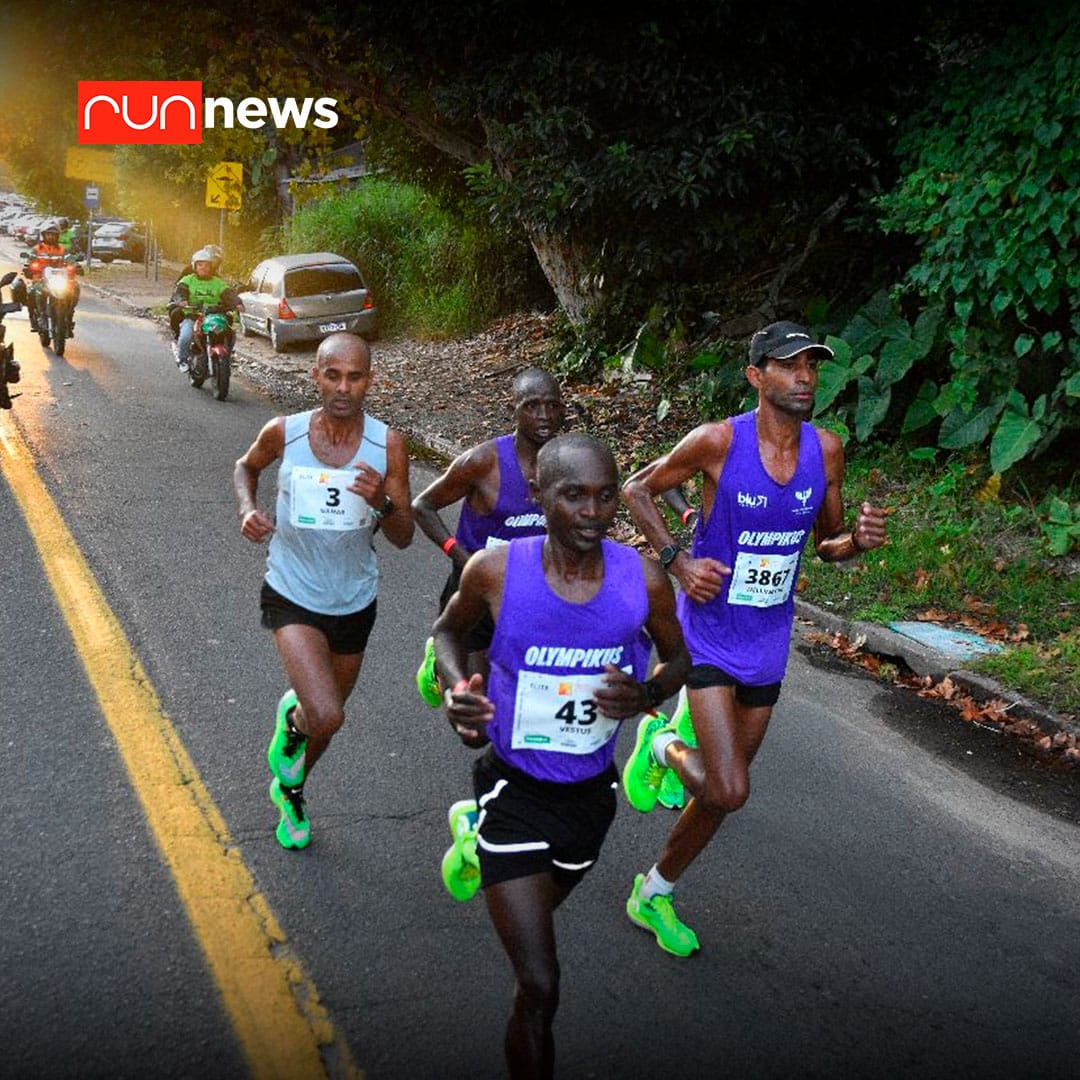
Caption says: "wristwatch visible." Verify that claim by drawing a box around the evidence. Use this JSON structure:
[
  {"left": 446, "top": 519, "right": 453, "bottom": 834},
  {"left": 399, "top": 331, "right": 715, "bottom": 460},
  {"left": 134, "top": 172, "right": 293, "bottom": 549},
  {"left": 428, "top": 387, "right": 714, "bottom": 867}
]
[
  {"left": 659, "top": 543, "right": 681, "bottom": 569},
  {"left": 371, "top": 494, "right": 394, "bottom": 521}
]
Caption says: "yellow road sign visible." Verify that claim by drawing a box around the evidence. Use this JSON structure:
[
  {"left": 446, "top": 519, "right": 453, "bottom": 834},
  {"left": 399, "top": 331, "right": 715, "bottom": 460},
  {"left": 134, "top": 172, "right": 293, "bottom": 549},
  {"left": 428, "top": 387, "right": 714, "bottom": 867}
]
[
  {"left": 65, "top": 147, "right": 116, "bottom": 183},
  {"left": 205, "top": 161, "right": 243, "bottom": 210}
]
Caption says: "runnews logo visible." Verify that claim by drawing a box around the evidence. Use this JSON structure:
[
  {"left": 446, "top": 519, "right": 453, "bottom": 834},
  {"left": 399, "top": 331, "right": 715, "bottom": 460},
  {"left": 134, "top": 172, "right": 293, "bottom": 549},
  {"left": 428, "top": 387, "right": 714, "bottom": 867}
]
[{"left": 78, "top": 81, "right": 339, "bottom": 145}]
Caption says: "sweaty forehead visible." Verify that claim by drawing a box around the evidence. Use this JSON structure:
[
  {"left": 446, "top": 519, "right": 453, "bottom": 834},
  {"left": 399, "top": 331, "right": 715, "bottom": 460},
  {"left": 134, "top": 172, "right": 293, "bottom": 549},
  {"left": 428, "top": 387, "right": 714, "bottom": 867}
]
[
  {"left": 514, "top": 373, "right": 560, "bottom": 402},
  {"left": 317, "top": 340, "right": 371, "bottom": 374},
  {"left": 540, "top": 441, "right": 617, "bottom": 488}
]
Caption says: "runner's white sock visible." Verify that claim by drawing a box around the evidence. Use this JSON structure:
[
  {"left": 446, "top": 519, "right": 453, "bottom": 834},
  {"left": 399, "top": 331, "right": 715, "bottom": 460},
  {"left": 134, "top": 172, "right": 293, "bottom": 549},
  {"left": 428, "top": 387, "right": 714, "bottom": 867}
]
[
  {"left": 640, "top": 864, "right": 675, "bottom": 901},
  {"left": 653, "top": 731, "right": 677, "bottom": 766}
]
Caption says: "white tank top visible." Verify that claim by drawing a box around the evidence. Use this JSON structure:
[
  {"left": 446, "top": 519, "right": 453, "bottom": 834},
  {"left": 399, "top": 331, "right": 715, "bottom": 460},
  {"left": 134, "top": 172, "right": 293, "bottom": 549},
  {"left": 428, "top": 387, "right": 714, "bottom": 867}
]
[{"left": 265, "top": 409, "right": 388, "bottom": 614}]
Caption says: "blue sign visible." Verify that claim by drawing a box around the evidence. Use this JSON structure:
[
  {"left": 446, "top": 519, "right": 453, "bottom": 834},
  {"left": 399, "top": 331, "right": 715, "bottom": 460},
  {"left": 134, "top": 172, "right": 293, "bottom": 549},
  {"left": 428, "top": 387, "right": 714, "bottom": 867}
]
[{"left": 84, "top": 184, "right": 100, "bottom": 210}]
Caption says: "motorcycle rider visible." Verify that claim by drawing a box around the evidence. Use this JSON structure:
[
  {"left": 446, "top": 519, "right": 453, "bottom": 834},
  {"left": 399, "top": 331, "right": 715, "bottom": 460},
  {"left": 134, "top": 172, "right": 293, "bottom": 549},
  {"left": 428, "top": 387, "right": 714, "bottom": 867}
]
[
  {"left": 14, "top": 221, "right": 77, "bottom": 333},
  {"left": 169, "top": 247, "right": 239, "bottom": 373}
]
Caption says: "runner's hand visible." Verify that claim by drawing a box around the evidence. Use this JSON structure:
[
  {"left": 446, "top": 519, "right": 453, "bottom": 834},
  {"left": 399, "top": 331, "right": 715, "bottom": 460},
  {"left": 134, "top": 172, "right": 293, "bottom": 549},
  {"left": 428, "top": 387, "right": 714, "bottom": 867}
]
[
  {"left": 446, "top": 672, "right": 493, "bottom": 748},
  {"left": 673, "top": 554, "right": 729, "bottom": 603},
  {"left": 240, "top": 509, "right": 275, "bottom": 543},
  {"left": 594, "top": 664, "right": 651, "bottom": 720},
  {"left": 854, "top": 501, "right": 888, "bottom": 552}
]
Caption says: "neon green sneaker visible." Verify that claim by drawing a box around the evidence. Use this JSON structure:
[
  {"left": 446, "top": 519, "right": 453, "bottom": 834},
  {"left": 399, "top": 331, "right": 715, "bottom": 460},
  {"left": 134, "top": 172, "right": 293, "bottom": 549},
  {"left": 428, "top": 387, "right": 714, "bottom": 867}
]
[
  {"left": 672, "top": 688, "right": 698, "bottom": 748},
  {"left": 416, "top": 636, "right": 442, "bottom": 708},
  {"left": 658, "top": 690, "right": 697, "bottom": 809},
  {"left": 440, "top": 798, "right": 481, "bottom": 901},
  {"left": 270, "top": 778, "right": 311, "bottom": 850},
  {"left": 267, "top": 689, "right": 307, "bottom": 786},
  {"left": 622, "top": 711, "right": 672, "bottom": 812},
  {"left": 657, "top": 768, "right": 686, "bottom": 810},
  {"left": 626, "top": 873, "right": 700, "bottom": 957}
]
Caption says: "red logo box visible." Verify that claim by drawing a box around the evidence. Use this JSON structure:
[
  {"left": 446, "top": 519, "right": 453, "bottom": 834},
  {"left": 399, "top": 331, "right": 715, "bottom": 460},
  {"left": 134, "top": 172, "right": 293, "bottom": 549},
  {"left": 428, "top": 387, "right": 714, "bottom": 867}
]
[{"left": 78, "top": 81, "right": 203, "bottom": 145}]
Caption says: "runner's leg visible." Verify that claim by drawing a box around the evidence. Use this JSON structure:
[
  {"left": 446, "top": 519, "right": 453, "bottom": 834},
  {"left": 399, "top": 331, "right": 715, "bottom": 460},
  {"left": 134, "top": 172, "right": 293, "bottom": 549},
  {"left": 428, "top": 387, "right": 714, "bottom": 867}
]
[
  {"left": 483, "top": 872, "right": 572, "bottom": 1080},
  {"left": 272, "top": 623, "right": 363, "bottom": 778},
  {"left": 657, "top": 686, "right": 773, "bottom": 881}
]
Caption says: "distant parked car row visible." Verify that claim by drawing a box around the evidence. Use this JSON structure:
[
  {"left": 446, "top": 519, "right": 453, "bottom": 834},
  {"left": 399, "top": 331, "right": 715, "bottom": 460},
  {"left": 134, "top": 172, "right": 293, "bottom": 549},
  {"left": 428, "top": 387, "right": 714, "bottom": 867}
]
[
  {"left": 236, "top": 252, "right": 378, "bottom": 351},
  {"left": 0, "top": 202, "right": 145, "bottom": 263}
]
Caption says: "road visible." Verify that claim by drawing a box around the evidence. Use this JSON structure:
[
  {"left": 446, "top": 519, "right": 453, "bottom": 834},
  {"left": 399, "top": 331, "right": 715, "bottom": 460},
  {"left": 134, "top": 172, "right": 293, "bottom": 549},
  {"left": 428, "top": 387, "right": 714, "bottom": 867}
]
[{"left": 1, "top": 261, "right": 1078, "bottom": 1080}]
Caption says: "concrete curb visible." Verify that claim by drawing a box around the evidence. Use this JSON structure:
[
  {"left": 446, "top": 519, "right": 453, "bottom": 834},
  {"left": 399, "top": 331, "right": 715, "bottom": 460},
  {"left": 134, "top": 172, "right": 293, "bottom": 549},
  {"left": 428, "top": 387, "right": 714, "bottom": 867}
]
[
  {"left": 84, "top": 276, "right": 1078, "bottom": 740},
  {"left": 795, "top": 598, "right": 1077, "bottom": 738}
]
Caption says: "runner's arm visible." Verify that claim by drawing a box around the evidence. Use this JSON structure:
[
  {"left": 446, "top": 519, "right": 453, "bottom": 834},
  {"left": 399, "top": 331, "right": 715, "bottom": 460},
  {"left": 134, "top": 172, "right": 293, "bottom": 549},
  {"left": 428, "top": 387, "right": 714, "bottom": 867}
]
[
  {"left": 594, "top": 557, "right": 690, "bottom": 718},
  {"left": 812, "top": 429, "right": 888, "bottom": 561},
  {"left": 234, "top": 417, "right": 284, "bottom": 543},
  {"left": 433, "top": 548, "right": 504, "bottom": 743},
  {"left": 373, "top": 427, "right": 415, "bottom": 549},
  {"left": 622, "top": 422, "right": 732, "bottom": 602},
  {"left": 412, "top": 441, "right": 496, "bottom": 572}
]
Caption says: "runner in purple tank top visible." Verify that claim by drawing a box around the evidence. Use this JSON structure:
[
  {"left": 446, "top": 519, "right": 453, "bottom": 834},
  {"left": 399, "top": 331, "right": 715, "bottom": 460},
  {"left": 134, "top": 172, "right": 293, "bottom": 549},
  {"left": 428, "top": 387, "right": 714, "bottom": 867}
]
[
  {"left": 433, "top": 433, "right": 689, "bottom": 1080},
  {"left": 412, "top": 369, "right": 565, "bottom": 708},
  {"left": 619, "top": 321, "right": 888, "bottom": 956}
]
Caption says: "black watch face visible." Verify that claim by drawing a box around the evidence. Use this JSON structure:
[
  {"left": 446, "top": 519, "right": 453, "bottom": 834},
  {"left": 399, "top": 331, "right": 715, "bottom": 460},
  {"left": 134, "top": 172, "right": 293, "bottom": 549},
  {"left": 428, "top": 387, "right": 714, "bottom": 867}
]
[{"left": 660, "top": 545, "right": 679, "bottom": 568}]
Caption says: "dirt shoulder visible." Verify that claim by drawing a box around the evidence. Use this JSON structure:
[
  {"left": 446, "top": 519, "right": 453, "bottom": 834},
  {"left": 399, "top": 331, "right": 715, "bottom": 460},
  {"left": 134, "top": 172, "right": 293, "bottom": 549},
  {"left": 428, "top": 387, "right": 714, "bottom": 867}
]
[{"left": 80, "top": 260, "right": 689, "bottom": 477}]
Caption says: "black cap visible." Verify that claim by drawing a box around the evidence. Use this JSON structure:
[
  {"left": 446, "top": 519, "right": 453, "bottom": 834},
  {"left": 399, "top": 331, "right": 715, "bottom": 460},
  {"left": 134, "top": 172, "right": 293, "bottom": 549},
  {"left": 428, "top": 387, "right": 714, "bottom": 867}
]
[{"left": 748, "top": 321, "right": 834, "bottom": 367}]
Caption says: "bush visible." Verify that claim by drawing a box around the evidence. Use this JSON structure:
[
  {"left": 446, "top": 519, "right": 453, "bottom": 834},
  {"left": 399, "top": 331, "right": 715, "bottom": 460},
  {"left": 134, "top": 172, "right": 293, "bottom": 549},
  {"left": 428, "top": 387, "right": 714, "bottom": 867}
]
[
  {"left": 861, "top": 5, "right": 1080, "bottom": 473},
  {"left": 281, "top": 178, "right": 545, "bottom": 338}
]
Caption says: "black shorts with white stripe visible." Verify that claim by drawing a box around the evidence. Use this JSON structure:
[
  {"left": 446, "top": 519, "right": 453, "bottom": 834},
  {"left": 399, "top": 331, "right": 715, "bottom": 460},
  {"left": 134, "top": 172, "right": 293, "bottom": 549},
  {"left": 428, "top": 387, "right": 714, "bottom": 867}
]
[{"left": 471, "top": 746, "right": 618, "bottom": 890}]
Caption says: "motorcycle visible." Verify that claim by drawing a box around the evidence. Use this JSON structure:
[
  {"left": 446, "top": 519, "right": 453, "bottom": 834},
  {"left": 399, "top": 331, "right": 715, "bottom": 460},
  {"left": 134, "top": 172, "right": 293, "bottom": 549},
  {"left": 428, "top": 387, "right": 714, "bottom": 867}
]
[
  {"left": 23, "top": 253, "right": 80, "bottom": 356},
  {"left": 0, "top": 270, "right": 23, "bottom": 409},
  {"left": 176, "top": 306, "right": 235, "bottom": 401},
  {"left": 35, "top": 260, "right": 80, "bottom": 356}
]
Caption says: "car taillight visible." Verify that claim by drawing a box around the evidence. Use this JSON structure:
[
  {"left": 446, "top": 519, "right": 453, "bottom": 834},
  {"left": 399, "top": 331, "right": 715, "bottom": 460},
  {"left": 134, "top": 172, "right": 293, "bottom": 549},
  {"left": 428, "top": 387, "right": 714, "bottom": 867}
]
[
  {"left": 278, "top": 298, "right": 296, "bottom": 320},
  {"left": 363, "top": 294, "right": 375, "bottom": 310}
]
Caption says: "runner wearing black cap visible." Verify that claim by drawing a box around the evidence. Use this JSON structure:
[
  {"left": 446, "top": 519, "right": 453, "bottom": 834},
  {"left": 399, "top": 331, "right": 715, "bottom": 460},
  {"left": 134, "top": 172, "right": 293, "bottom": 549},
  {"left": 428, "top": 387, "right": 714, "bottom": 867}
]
[{"left": 619, "top": 320, "right": 888, "bottom": 956}]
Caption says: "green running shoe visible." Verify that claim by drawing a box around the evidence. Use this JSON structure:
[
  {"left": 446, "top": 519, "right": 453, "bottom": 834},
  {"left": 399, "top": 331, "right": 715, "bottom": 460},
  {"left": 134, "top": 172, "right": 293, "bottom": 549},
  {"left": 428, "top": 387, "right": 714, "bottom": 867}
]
[
  {"left": 416, "top": 636, "right": 442, "bottom": 708},
  {"left": 622, "top": 711, "right": 672, "bottom": 813},
  {"left": 626, "top": 873, "right": 700, "bottom": 957},
  {"left": 440, "top": 798, "right": 481, "bottom": 901},
  {"left": 672, "top": 688, "right": 698, "bottom": 748},
  {"left": 657, "top": 768, "right": 686, "bottom": 810},
  {"left": 658, "top": 690, "right": 696, "bottom": 809},
  {"left": 267, "top": 689, "right": 307, "bottom": 786},
  {"left": 270, "top": 778, "right": 311, "bottom": 850}
]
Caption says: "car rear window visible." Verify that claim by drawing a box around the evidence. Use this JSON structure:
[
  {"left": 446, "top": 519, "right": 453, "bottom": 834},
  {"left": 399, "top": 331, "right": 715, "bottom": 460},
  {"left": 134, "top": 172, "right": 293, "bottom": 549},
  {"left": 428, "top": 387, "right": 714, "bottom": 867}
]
[{"left": 284, "top": 265, "right": 364, "bottom": 297}]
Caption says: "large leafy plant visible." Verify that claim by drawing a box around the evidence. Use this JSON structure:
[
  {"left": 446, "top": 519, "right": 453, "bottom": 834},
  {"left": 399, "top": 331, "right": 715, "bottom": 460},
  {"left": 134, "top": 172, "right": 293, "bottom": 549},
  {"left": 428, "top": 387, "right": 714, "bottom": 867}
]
[{"left": 850, "top": 6, "right": 1080, "bottom": 473}]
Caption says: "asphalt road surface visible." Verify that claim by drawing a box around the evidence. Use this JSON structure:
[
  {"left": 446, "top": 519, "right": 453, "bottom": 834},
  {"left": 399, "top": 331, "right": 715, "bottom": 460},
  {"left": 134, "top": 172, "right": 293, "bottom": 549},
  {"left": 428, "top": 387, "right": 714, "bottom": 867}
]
[{"left": 2, "top": 264, "right": 1078, "bottom": 1080}]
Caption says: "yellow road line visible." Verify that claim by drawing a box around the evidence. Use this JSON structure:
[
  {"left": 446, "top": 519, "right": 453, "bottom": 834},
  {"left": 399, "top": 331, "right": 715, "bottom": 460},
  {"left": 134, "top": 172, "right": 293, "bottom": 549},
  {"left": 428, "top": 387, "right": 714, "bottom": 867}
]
[{"left": 0, "top": 417, "right": 362, "bottom": 1080}]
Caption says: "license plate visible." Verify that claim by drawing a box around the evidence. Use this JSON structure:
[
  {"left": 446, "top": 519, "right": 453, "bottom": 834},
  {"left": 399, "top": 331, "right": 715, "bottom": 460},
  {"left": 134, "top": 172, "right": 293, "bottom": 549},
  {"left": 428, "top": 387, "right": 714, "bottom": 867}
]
[{"left": 319, "top": 321, "right": 347, "bottom": 333}]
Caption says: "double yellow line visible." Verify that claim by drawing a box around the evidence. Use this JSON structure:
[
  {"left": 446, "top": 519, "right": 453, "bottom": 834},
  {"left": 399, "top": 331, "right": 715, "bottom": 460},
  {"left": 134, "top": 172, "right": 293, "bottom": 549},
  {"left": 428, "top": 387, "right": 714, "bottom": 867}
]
[{"left": 0, "top": 417, "right": 361, "bottom": 1080}]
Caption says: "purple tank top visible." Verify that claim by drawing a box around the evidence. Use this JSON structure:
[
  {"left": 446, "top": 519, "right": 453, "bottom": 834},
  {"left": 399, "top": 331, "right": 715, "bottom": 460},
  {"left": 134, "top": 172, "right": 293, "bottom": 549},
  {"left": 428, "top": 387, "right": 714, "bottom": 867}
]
[
  {"left": 455, "top": 434, "right": 546, "bottom": 552},
  {"left": 487, "top": 536, "right": 651, "bottom": 782},
  {"left": 677, "top": 409, "right": 826, "bottom": 685}
]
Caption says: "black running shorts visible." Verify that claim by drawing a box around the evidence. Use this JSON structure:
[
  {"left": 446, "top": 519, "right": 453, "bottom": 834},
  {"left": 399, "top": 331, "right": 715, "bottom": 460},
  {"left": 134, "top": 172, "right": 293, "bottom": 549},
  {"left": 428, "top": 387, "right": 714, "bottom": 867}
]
[
  {"left": 686, "top": 662, "right": 782, "bottom": 707},
  {"left": 472, "top": 747, "right": 618, "bottom": 890},
  {"left": 260, "top": 582, "right": 377, "bottom": 655}
]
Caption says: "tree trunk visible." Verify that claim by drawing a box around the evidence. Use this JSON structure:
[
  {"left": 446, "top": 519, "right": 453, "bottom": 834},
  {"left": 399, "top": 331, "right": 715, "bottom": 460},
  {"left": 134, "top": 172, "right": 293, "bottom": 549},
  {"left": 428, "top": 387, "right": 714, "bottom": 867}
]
[{"left": 522, "top": 224, "right": 603, "bottom": 326}]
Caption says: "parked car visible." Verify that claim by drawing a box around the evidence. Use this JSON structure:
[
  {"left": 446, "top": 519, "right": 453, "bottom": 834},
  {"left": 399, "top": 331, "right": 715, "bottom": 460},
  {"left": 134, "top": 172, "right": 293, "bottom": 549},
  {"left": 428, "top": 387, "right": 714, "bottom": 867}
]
[
  {"left": 236, "top": 252, "right": 378, "bottom": 352},
  {"left": 91, "top": 221, "right": 145, "bottom": 262}
]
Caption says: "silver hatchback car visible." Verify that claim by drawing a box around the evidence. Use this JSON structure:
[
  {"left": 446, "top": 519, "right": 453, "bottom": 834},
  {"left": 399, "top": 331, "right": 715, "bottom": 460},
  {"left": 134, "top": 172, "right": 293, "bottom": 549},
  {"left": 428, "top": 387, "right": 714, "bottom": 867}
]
[{"left": 237, "top": 252, "right": 378, "bottom": 352}]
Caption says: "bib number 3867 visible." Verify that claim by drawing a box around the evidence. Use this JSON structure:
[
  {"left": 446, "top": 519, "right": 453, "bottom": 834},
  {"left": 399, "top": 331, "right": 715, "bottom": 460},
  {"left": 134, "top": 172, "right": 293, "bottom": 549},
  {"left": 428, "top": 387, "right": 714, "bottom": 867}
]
[{"left": 728, "top": 551, "right": 799, "bottom": 608}]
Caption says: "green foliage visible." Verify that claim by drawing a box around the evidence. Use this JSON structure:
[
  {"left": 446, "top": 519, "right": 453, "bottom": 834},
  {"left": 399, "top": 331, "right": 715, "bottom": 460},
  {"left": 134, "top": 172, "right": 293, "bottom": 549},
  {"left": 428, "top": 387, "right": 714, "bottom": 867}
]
[
  {"left": 974, "top": 629, "right": 1080, "bottom": 718},
  {"left": 282, "top": 178, "right": 538, "bottom": 337},
  {"left": 865, "top": 5, "right": 1080, "bottom": 471},
  {"left": 1039, "top": 495, "right": 1080, "bottom": 556},
  {"left": 799, "top": 443, "right": 1080, "bottom": 717}
]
